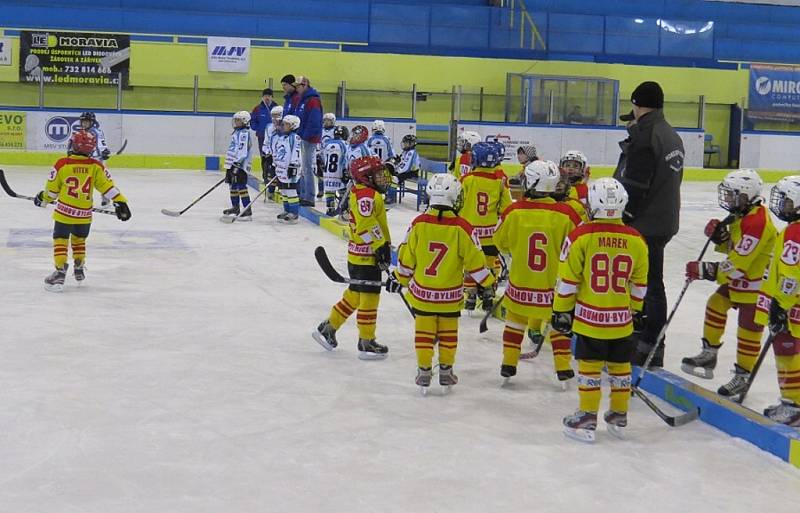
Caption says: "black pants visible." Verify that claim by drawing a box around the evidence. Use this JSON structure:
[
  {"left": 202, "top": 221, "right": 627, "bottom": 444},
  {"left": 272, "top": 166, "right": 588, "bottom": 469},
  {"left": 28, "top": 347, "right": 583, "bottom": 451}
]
[{"left": 641, "top": 235, "right": 671, "bottom": 349}]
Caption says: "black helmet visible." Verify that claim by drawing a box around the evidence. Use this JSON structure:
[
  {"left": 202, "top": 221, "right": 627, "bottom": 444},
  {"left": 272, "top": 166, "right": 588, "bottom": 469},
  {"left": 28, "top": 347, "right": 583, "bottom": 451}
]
[
  {"left": 334, "top": 125, "right": 349, "bottom": 141},
  {"left": 402, "top": 134, "right": 417, "bottom": 150},
  {"left": 79, "top": 112, "right": 97, "bottom": 127}
]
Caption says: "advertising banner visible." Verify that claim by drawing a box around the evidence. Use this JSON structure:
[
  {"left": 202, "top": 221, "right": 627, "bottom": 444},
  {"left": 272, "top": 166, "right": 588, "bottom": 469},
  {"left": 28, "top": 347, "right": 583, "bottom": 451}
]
[
  {"left": 0, "top": 111, "right": 25, "bottom": 149},
  {"left": 0, "top": 37, "right": 11, "bottom": 66},
  {"left": 748, "top": 63, "right": 800, "bottom": 122},
  {"left": 207, "top": 37, "right": 250, "bottom": 73},
  {"left": 19, "top": 30, "right": 130, "bottom": 86}
]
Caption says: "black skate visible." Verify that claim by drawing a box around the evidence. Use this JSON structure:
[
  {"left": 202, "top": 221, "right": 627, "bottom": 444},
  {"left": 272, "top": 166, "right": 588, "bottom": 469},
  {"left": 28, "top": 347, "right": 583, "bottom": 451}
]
[
  {"left": 357, "top": 338, "right": 388, "bottom": 360},
  {"left": 279, "top": 212, "right": 299, "bottom": 224},
  {"left": 439, "top": 364, "right": 458, "bottom": 391},
  {"left": 557, "top": 369, "right": 575, "bottom": 390},
  {"left": 416, "top": 367, "right": 432, "bottom": 395},
  {"left": 681, "top": 338, "right": 719, "bottom": 379},
  {"left": 238, "top": 206, "right": 253, "bottom": 221},
  {"left": 500, "top": 364, "right": 516, "bottom": 386},
  {"left": 717, "top": 364, "right": 750, "bottom": 400},
  {"left": 464, "top": 292, "right": 477, "bottom": 313},
  {"left": 44, "top": 264, "right": 68, "bottom": 293},
  {"left": 74, "top": 261, "right": 85, "bottom": 282},
  {"left": 604, "top": 410, "right": 628, "bottom": 439},
  {"left": 764, "top": 399, "right": 800, "bottom": 426},
  {"left": 276, "top": 211, "right": 288, "bottom": 220},
  {"left": 222, "top": 206, "right": 240, "bottom": 216},
  {"left": 312, "top": 320, "right": 338, "bottom": 351},
  {"left": 325, "top": 207, "right": 336, "bottom": 217},
  {"left": 563, "top": 410, "right": 598, "bottom": 443}
]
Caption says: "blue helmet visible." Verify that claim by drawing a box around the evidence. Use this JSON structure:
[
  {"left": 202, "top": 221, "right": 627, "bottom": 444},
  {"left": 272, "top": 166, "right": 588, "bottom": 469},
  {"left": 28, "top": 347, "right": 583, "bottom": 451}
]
[{"left": 471, "top": 142, "right": 500, "bottom": 168}]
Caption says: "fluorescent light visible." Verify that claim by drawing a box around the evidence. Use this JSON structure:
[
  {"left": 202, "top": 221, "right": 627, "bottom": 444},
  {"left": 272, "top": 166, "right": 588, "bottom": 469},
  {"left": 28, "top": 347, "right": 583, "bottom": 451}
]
[{"left": 634, "top": 18, "right": 644, "bottom": 24}]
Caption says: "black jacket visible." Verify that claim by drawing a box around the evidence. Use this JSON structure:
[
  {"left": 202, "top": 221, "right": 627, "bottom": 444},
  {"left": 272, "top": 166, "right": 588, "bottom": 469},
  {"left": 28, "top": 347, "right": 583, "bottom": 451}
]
[{"left": 613, "top": 110, "right": 683, "bottom": 238}]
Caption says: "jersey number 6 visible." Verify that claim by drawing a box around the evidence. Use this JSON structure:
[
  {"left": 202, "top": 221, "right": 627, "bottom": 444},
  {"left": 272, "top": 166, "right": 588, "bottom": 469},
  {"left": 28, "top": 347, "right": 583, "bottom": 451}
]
[{"left": 528, "top": 232, "right": 548, "bottom": 272}]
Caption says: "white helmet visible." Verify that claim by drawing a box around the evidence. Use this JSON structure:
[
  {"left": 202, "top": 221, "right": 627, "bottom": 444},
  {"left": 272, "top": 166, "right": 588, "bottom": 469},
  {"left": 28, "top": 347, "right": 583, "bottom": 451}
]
[
  {"left": 588, "top": 177, "right": 629, "bottom": 219},
  {"left": 323, "top": 113, "right": 336, "bottom": 128},
  {"left": 282, "top": 114, "right": 301, "bottom": 131},
  {"left": 372, "top": 119, "right": 386, "bottom": 134},
  {"left": 559, "top": 150, "right": 589, "bottom": 184},
  {"left": 718, "top": 169, "right": 762, "bottom": 214},
  {"left": 270, "top": 105, "right": 283, "bottom": 119},
  {"left": 232, "top": 110, "right": 251, "bottom": 127},
  {"left": 770, "top": 175, "right": 800, "bottom": 222},
  {"left": 457, "top": 131, "right": 481, "bottom": 152},
  {"left": 523, "top": 160, "right": 560, "bottom": 195},
  {"left": 426, "top": 173, "right": 463, "bottom": 210}
]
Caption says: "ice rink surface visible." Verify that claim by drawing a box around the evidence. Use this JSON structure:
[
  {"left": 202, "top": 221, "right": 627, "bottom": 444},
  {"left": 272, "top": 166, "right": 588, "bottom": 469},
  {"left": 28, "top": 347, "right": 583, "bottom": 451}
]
[{"left": 1, "top": 166, "right": 799, "bottom": 513}]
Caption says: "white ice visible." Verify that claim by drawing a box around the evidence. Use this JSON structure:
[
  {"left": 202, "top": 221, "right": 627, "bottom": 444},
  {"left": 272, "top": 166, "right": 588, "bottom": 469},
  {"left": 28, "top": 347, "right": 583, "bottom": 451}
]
[{"left": 1, "top": 167, "right": 799, "bottom": 513}]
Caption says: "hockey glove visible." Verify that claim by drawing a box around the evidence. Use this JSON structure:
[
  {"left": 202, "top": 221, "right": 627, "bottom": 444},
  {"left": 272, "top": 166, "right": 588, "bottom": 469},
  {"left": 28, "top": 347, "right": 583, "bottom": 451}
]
[
  {"left": 224, "top": 168, "right": 233, "bottom": 184},
  {"left": 114, "top": 201, "right": 131, "bottom": 222},
  {"left": 551, "top": 311, "right": 573, "bottom": 334},
  {"left": 769, "top": 299, "right": 789, "bottom": 334},
  {"left": 478, "top": 285, "right": 495, "bottom": 312},
  {"left": 685, "top": 261, "right": 718, "bottom": 282},
  {"left": 633, "top": 310, "right": 647, "bottom": 333},
  {"left": 385, "top": 273, "right": 403, "bottom": 294},
  {"left": 287, "top": 166, "right": 298, "bottom": 180},
  {"left": 33, "top": 191, "right": 47, "bottom": 208},
  {"left": 704, "top": 219, "right": 730, "bottom": 245},
  {"left": 374, "top": 242, "right": 392, "bottom": 272},
  {"left": 100, "top": 149, "right": 111, "bottom": 160}
]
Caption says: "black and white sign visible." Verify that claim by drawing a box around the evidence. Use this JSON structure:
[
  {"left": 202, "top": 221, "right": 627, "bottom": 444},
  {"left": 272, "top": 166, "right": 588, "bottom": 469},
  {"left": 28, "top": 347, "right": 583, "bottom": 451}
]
[{"left": 0, "top": 37, "right": 11, "bottom": 66}]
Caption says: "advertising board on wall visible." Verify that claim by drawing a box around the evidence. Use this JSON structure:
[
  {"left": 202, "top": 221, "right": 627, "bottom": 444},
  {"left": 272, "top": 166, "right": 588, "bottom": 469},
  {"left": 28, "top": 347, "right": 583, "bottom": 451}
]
[
  {"left": 18, "top": 30, "right": 130, "bottom": 86},
  {"left": 0, "top": 112, "right": 26, "bottom": 149},
  {"left": 207, "top": 37, "right": 250, "bottom": 73},
  {"left": 0, "top": 37, "right": 12, "bottom": 66},
  {"left": 748, "top": 63, "right": 800, "bottom": 122}
]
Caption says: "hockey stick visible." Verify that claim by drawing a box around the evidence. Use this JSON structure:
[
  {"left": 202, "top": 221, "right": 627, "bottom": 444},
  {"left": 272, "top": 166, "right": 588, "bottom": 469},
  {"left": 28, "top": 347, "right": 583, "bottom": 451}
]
[
  {"left": 520, "top": 324, "right": 551, "bottom": 360},
  {"left": 631, "top": 388, "right": 700, "bottom": 427},
  {"left": 732, "top": 329, "right": 776, "bottom": 404},
  {"left": 161, "top": 177, "right": 227, "bottom": 217},
  {"left": 633, "top": 214, "right": 736, "bottom": 388},
  {"left": 115, "top": 139, "right": 128, "bottom": 156},
  {"left": 220, "top": 180, "right": 274, "bottom": 224},
  {"left": 0, "top": 169, "right": 117, "bottom": 216},
  {"left": 479, "top": 297, "right": 503, "bottom": 333}
]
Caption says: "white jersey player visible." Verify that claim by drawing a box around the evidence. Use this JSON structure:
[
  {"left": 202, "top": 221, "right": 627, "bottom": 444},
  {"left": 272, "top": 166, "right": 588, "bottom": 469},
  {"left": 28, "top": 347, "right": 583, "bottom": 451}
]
[
  {"left": 265, "top": 114, "right": 302, "bottom": 223},
  {"left": 321, "top": 113, "right": 336, "bottom": 144},
  {"left": 322, "top": 125, "right": 349, "bottom": 217},
  {"left": 367, "top": 119, "right": 394, "bottom": 162},
  {"left": 222, "top": 111, "right": 254, "bottom": 218}
]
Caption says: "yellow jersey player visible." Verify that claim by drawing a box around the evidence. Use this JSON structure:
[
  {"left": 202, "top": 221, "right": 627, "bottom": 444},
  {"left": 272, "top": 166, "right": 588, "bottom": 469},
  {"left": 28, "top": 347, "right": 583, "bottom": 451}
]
[
  {"left": 754, "top": 176, "right": 800, "bottom": 426},
  {"left": 682, "top": 169, "right": 776, "bottom": 398},
  {"left": 448, "top": 131, "right": 479, "bottom": 179},
  {"left": 555, "top": 150, "right": 590, "bottom": 224},
  {"left": 459, "top": 142, "right": 512, "bottom": 311},
  {"left": 313, "top": 156, "right": 393, "bottom": 360},
  {"left": 494, "top": 160, "right": 582, "bottom": 385},
  {"left": 387, "top": 173, "right": 495, "bottom": 393},
  {"left": 34, "top": 130, "right": 131, "bottom": 292},
  {"left": 552, "top": 177, "right": 648, "bottom": 442}
]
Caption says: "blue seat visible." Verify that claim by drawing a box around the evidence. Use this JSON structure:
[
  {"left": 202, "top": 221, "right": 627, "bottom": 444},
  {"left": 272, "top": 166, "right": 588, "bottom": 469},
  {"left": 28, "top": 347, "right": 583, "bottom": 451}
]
[{"left": 704, "top": 133, "right": 721, "bottom": 167}]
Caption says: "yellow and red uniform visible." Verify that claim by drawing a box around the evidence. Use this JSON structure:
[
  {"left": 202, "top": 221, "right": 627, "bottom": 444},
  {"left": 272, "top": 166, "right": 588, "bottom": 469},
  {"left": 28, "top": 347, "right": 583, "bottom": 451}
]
[
  {"left": 41, "top": 154, "right": 127, "bottom": 268},
  {"left": 494, "top": 197, "right": 581, "bottom": 372},
  {"left": 554, "top": 220, "right": 648, "bottom": 415},
  {"left": 449, "top": 151, "right": 472, "bottom": 179},
  {"left": 703, "top": 205, "right": 776, "bottom": 372},
  {"left": 563, "top": 183, "right": 589, "bottom": 224},
  {"left": 755, "top": 223, "right": 800, "bottom": 405},
  {"left": 326, "top": 184, "right": 391, "bottom": 340},
  {"left": 395, "top": 208, "right": 495, "bottom": 368}
]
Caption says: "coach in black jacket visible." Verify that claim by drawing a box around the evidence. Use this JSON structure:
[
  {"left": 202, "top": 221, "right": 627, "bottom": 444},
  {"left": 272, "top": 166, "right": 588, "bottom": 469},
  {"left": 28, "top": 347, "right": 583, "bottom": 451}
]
[{"left": 613, "top": 81, "right": 684, "bottom": 368}]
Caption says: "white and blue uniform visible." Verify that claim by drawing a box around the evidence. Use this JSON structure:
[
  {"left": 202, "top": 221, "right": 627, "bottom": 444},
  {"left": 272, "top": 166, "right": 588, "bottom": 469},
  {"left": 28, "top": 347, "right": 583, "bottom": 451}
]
[
  {"left": 347, "top": 143, "right": 374, "bottom": 165},
  {"left": 225, "top": 126, "right": 253, "bottom": 211},
  {"left": 367, "top": 133, "right": 394, "bottom": 163},
  {"left": 395, "top": 148, "right": 420, "bottom": 180},
  {"left": 322, "top": 139, "right": 349, "bottom": 214},
  {"left": 266, "top": 130, "right": 302, "bottom": 215},
  {"left": 261, "top": 123, "right": 281, "bottom": 195},
  {"left": 321, "top": 127, "right": 335, "bottom": 145}
]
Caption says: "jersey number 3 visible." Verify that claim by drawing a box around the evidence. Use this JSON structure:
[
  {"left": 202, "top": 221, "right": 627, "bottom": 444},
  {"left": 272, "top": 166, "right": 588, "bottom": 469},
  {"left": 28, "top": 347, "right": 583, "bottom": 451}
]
[{"left": 64, "top": 176, "right": 92, "bottom": 200}]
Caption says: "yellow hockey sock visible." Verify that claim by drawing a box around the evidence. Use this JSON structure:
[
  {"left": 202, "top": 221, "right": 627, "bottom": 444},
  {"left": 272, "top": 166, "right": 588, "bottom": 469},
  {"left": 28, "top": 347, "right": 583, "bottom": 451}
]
[
  {"left": 329, "top": 289, "right": 359, "bottom": 330},
  {"left": 436, "top": 316, "right": 459, "bottom": 366},
  {"left": 356, "top": 292, "right": 380, "bottom": 340},
  {"left": 577, "top": 359, "right": 603, "bottom": 413},
  {"left": 703, "top": 291, "right": 731, "bottom": 346},
  {"left": 607, "top": 361, "right": 632, "bottom": 413},
  {"left": 415, "top": 315, "right": 436, "bottom": 369},
  {"left": 53, "top": 238, "right": 68, "bottom": 268},
  {"left": 776, "top": 354, "right": 800, "bottom": 404},
  {"left": 736, "top": 326, "right": 763, "bottom": 372},
  {"left": 71, "top": 235, "right": 86, "bottom": 265},
  {"left": 551, "top": 332, "right": 573, "bottom": 373},
  {"left": 501, "top": 310, "right": 526, "bottom": 367}
]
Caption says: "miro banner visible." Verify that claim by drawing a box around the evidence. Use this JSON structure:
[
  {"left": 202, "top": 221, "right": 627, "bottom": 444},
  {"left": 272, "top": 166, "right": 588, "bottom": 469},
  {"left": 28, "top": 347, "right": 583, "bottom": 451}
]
[
  {"left": 749, "top": 63, "right": 800, "bottom": 122},
  {"left": 19, "top": 30, "right": 130, "bottom": 86},
  {"left": 207, "top": 37, "right": 250, "bottom": 73}
]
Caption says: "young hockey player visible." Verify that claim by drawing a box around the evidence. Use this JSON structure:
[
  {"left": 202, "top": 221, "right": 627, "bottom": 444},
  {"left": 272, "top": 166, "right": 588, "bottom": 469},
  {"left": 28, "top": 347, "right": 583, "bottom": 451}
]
[
  {"left": 552, "top": 177, "right": 648, "bottom": 442},
  {"left": 223, "top": 111, "right": 254, "bottom": 219},
  {"left": 321, "top": 113, "right": 336, "bottom": 143},
  {"left": 367, "top": 120, "right": 395, "bottom": 163},
  {"left": 261, "top": 105, "right": 283, "bottom": 200},
  {"left": 313, "top": 156, "right": 393, "bottom": 360},
  {"left": 754, "top": 176, "right": 800, "bottom": 426},
  {"left": 387, "top": 173, "right": 496, "bottom": 392},
  {"left": 553, "top": 150, "right": 590, "bottom": 224},
  {"left": 509, "top": 145, "right": 538, "bottom": 188},
  {"left": 69, "top": 112, "right": 113, "bottom": 206},
  {"left": 494, "top": 160, "right": 582, "bottom": 384},
  {"left": 459, "top": 142, "right": 513, "bottom": 311},
  {"left": 264, "top": 114, "right": 302, "bottom": 223},
  {"left": 322, "top": 125, "right": 349, "bottom": 217},
  {"left": 34, "top": 130, "right": 131, "bottom": 291},
  {"left": 682, "top": 169, "right": 776, "bottom": 398},
  {"left": 316, "top": 112, "right": 337, "bottom": 199},
  {"left": 347, "top": 125, "right": 374, "bottom": 164},
  {"left": 449, "top": 131, "right": 480, "bottom": 179},
  {"left": 394, "top": 134, "right": 420, "bottom": 183}
]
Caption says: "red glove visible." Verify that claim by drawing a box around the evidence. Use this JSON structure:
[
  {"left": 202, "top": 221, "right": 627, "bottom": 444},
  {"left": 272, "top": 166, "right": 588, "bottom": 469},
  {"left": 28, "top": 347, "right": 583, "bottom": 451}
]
[
  {"left": 686, "top": 261, "right": 718, "bottom": 281},
  {"left": 704, "top": 219, "right": 730, "bottom": 244}
]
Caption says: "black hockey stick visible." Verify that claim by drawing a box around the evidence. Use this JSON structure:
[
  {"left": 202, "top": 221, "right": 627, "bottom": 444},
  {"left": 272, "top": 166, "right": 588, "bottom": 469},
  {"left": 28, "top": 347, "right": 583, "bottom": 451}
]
[
  {"left": 479, "top": 298, "right": 503, "bottom": 333},
  {"left": 220, "top": 181, "right": 273, "bottom": 224},
  {"left": 732, "top": 329, "right": 776, "bottom": 404},
  {"left": 116, "top": 139, "right": 128, "bottom": 155},
  {"left": 0, "top": 169, "right": 117, "bottom": 216},
  {"left": 161, "top": 177, "right": 227, "bottom": 217},
  {"left": 631, "top": 388, "right": 700, "bottom": 427}
]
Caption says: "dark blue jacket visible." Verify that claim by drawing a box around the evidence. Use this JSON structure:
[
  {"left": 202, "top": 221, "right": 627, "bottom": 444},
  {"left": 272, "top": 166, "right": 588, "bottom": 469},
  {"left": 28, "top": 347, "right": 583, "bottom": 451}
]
[
  {"left": 250, "top": 99, "right": 277, "bottom": 140},
  {"left": 295, "top": 86, "right": 323, "bottom": 144},
  {"left": 284, "top": 92, "right": 298, "bottom": 116}
]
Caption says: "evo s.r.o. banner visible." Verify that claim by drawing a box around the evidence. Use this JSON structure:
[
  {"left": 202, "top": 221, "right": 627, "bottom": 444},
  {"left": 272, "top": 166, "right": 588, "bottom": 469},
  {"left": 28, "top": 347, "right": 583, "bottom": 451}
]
[{"left": 19, "top": 30, "right": 130, "bottom": 86}]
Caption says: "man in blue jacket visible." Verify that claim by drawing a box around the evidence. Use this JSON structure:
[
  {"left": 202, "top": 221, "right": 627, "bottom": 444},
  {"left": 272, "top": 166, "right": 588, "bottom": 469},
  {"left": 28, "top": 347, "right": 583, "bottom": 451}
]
[
  {"left": 250, "top": 88, "right": 278, "bottom": 174},
  {"left": 281, "top": 74, "right": 298, "bottom": 116},
  {"left": 292, "top": 75, "right": 323, "bottom": 206}
]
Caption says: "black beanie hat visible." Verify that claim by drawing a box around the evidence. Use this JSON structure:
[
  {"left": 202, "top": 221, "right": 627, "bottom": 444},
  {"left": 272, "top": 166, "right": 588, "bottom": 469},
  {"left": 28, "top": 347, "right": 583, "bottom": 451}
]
[
  {"left": 280, "top": 74, "right": 296, "bottom": 85},
  {"left": 262, "top": 88, "right": 273, "bottom": 96},
  {"left": 631, "top": 81, "right": 664, "bottom": 109}
]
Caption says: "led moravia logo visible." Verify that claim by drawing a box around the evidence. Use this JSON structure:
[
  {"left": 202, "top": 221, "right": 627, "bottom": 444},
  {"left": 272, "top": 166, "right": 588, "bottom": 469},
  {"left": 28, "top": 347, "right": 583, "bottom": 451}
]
[
  {"left": 212, "top": 46, "right": 247, "bottom": 57},
  {"left": 58, "top": 36, "right": 119, "bottom": 48}
]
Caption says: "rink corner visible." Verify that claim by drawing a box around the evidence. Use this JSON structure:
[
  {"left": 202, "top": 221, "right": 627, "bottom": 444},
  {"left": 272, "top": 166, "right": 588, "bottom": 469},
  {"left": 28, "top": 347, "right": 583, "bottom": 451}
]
[{"left": 637, "top": 366, "right": 800, "bottom": 469}]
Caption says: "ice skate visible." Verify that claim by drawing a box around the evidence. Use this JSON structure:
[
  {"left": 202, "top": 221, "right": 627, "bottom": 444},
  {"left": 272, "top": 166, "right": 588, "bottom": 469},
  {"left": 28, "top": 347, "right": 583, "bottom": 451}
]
[
  {"left": 604, "top": 410, "right": 628, "bottom": 440},
  {"left": 500, "top": 364, "right": 516, "bottom": 387},
  {"left": 279, "top": 212, "right": 299, "bottom": 224},
  {"left": 563, "top": 410, "right": 597, "bottom": 443},
  {"left": 44, "top": 265, "right": 68, "bottom": 293},
  {"left": 464, "top": 291, "right": 477, "bottom": 315},
  {"left": 325, "top": 207, "right": 336, "bottom": 217},
  {"left": 222, "top": 206, "right": 240, "bottom": 216},
  {"left": 681, "top": 338, "right": 719, "bottom": 379},
  {"left": 73, "top": 260, "right": 85, "bottom": 283},
  {"left": 764, "top": 399, "right": 800, "bottom": 426},
  {"left": 312, "top": 320, "right": 338, "bottom": 351},
  {"left": 557, "top": 369, "right": 575, "bottom": 390},
  {"left": 416, "top": 367, "right": 432, "bottom": 396},
  {"left": 357, "top": 338, "right": 388, "bottom": 360},
  {"left": 276, "top": 211, "right": 289, "bottom": 220},
  {"left": 238, "top": 207, "right": 253, "bottom": 221},
  {"left": 439, "top": 364, "right": 458, "bottom": 393},
  {"left": 717, "top": 364, "right": 750, "bottom": 400}
]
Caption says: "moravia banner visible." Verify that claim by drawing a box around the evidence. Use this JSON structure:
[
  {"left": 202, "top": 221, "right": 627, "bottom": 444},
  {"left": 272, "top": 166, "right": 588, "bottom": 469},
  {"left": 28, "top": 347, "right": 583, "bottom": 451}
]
[
  {"left": 19, "top": 30, "right": 130, "bottom": 86},
  {"left": 748, "top": 63, "right": 800, "bottom": 122}
]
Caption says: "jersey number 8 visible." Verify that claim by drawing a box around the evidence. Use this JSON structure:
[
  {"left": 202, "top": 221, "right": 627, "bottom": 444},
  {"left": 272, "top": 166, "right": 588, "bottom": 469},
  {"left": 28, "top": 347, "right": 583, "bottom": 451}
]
[{"left": 590, "top": 253, "right": 633, "bottom": 294}]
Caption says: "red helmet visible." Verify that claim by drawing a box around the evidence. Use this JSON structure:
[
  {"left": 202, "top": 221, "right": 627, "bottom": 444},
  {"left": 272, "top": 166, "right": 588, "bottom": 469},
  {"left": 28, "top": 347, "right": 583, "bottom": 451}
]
[
  {"left": 349, "top": 125, "right": 369, "bottom": 145},
  {"left": 70, "top": 130, "right": 97, "bottom": 156},
  {"left": 350, "top": 155, "right": 390, "bottom": 193}
]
